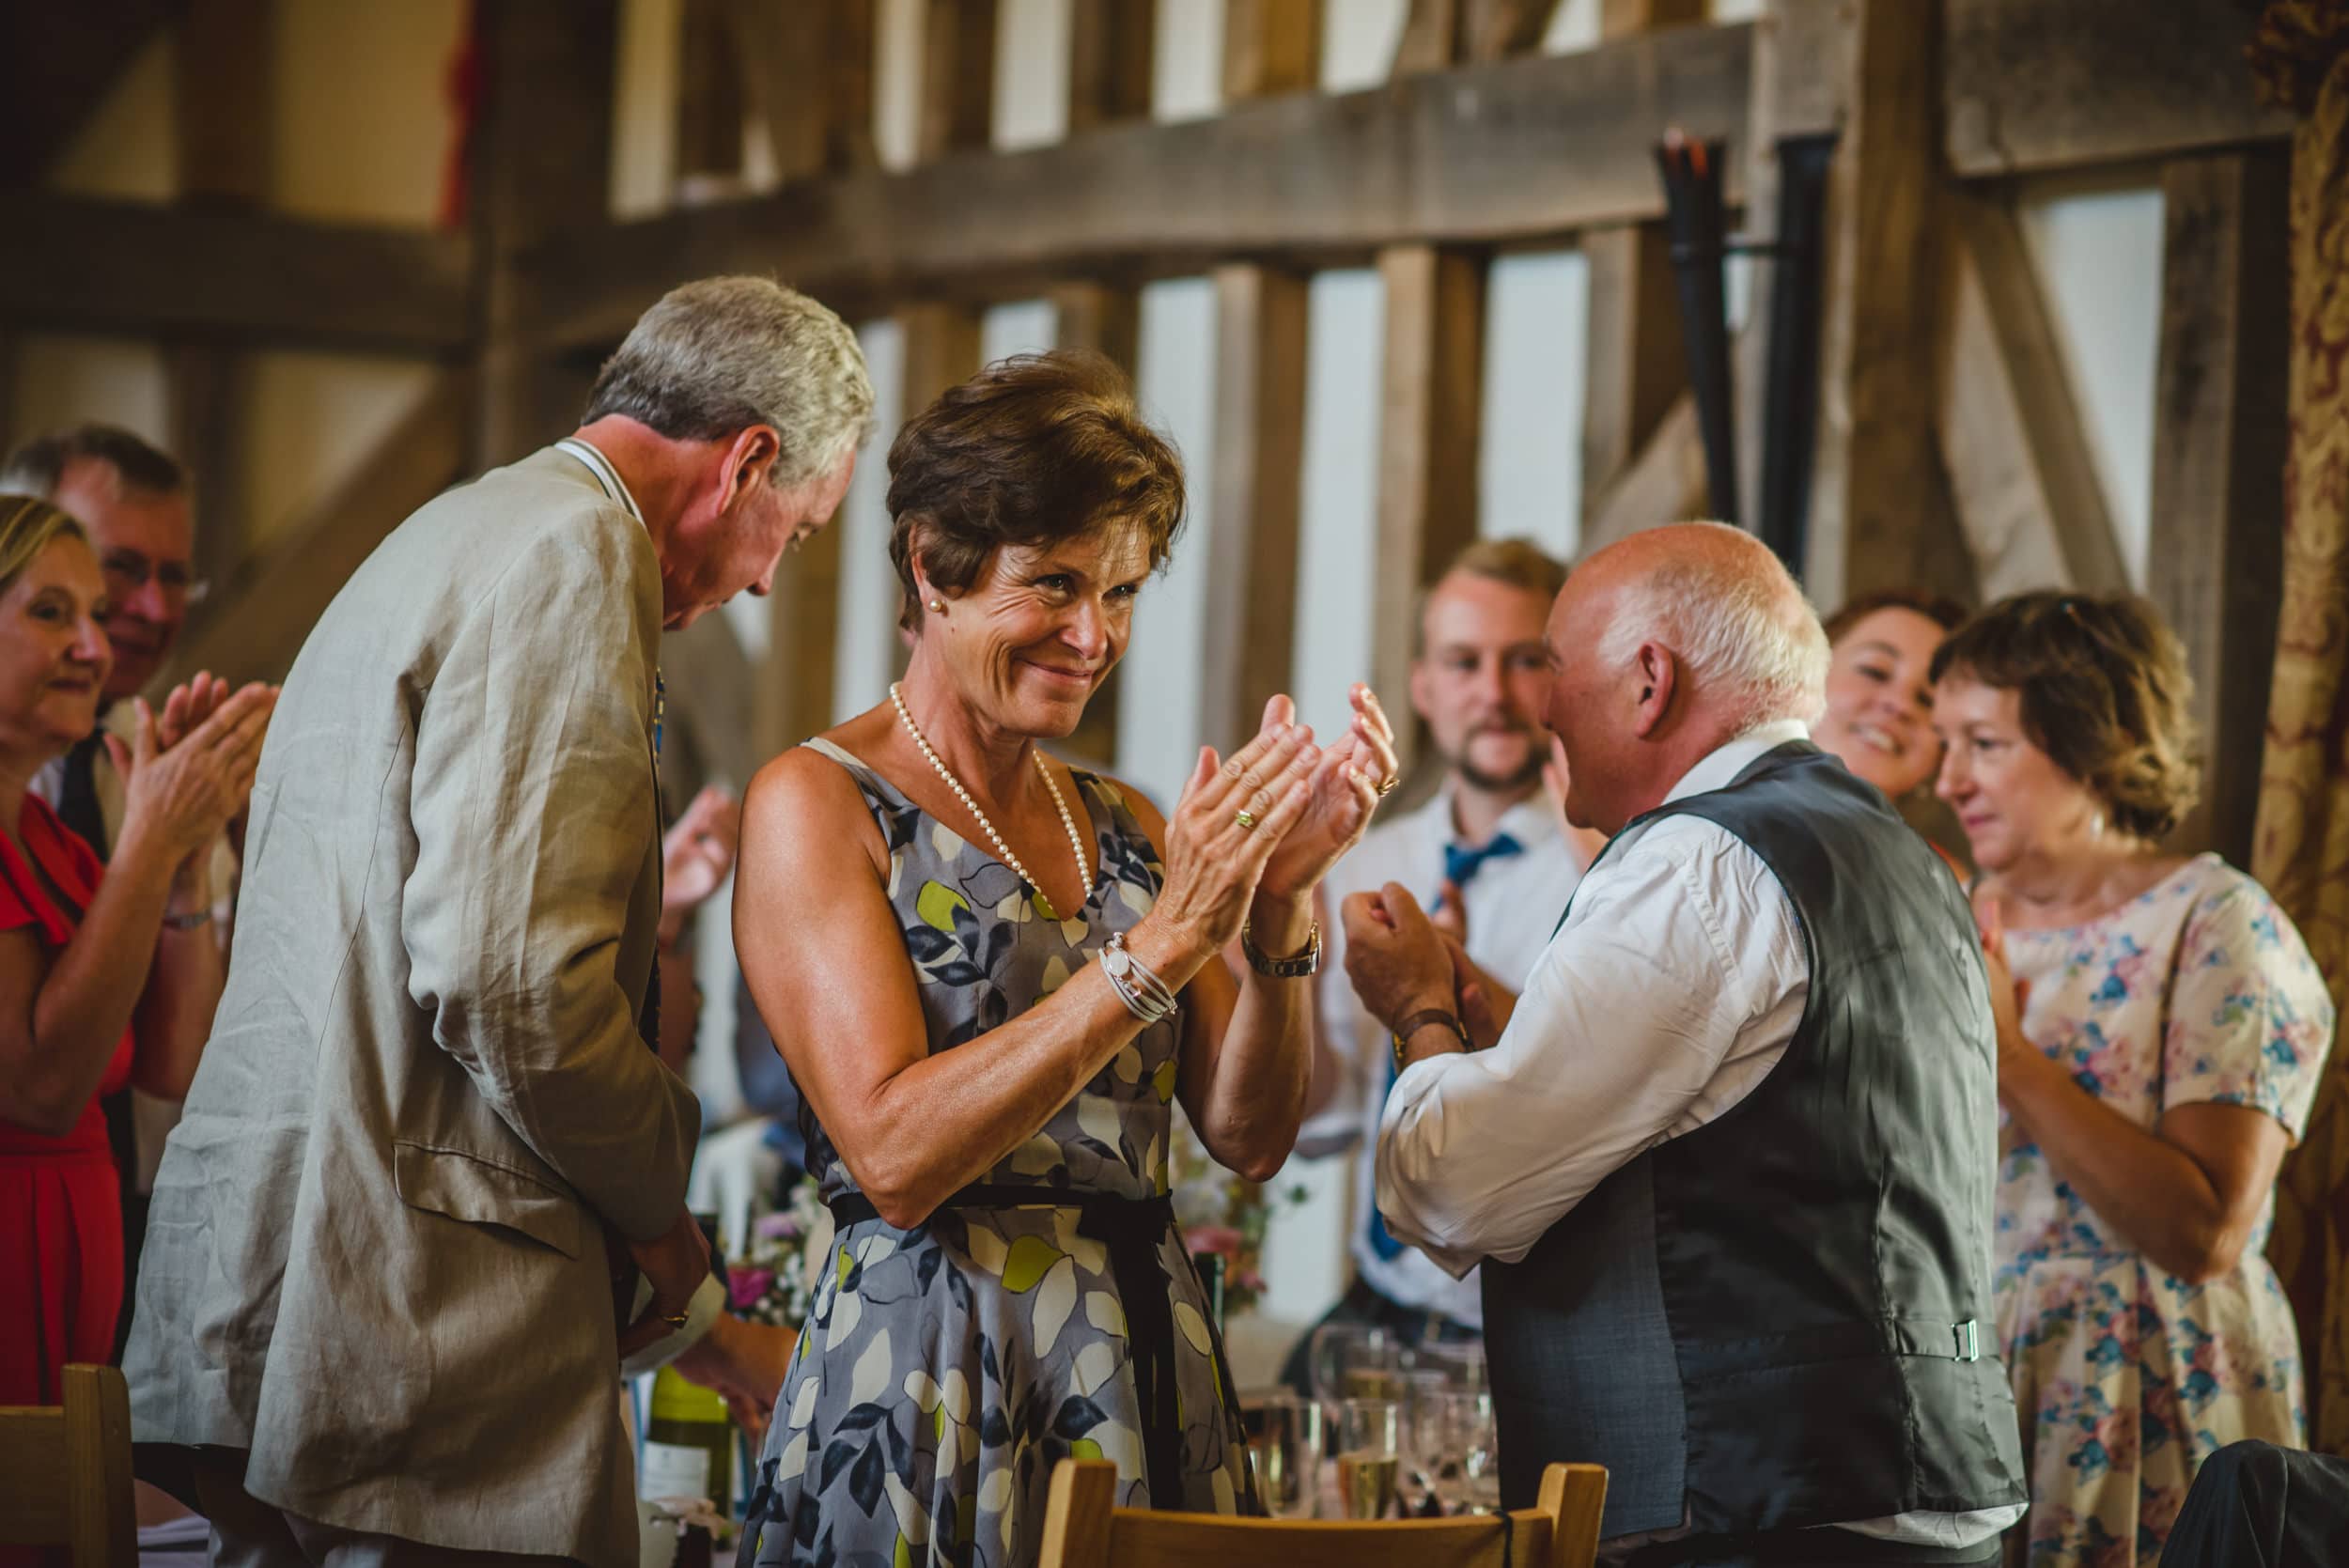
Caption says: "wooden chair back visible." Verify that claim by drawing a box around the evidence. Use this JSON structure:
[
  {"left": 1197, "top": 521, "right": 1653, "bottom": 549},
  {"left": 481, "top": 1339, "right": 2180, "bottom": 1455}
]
[
  {"left": 1037, "top": 1457, "right": 1608, "bottom": 1568},
  {"left": 0, "top": 1362, "right": 138, "bottom": 1567}
]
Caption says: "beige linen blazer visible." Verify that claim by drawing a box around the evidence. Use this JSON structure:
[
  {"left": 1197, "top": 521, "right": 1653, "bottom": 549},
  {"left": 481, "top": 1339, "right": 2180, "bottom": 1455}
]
[{"left": 124, "top": 447, "right": 701, "bottom": 1567}]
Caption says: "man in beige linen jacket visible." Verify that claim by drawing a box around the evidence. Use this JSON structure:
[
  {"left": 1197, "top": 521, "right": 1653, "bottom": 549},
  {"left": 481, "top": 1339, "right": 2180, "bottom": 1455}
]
[{"left": 124, "top": 277, "right": 873, "bottom": 1568}]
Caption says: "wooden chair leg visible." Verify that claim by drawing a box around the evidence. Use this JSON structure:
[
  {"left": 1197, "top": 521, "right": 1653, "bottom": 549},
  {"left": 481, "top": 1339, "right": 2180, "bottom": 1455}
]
[
  {"left": 62, "top": 1363, "right": 135, "bottom": 1568},
  {"left": 1534, "top": 1462, "right": 1610, "bottom": 1568},
  {"left": 1036, "top": 1458, "right": 1119, "bottom": 1568}
]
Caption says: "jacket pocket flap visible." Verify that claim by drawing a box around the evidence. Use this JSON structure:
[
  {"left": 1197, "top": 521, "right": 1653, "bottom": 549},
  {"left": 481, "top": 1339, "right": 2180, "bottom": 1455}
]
[{"left": 392, "top": 1140, "right": 586, "bottom": 1259}]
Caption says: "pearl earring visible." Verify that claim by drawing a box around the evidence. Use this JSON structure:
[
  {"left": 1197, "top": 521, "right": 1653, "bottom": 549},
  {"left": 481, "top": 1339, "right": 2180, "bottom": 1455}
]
[{"left": 927, "top": 598, "right": 945, "bottom": 613}]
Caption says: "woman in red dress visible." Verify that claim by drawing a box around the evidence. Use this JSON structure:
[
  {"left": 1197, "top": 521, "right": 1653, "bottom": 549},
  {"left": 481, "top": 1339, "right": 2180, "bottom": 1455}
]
[{"left": 0, "top": 494, "right": 272, "bottom": 1409}]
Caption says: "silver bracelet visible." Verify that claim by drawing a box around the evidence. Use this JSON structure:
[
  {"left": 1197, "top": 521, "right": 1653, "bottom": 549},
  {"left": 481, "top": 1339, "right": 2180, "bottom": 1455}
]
[
  {"left": 162, "top": 908, "right": 214, "bottom": 931},
  {"left": 1099, "top": 932, "right": 1177, "bottom": 1025}
]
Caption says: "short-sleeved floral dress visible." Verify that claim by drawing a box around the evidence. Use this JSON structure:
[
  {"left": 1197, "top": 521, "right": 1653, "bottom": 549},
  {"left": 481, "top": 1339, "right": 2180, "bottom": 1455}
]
[
  {"left": 1993, "top": 855, "right": 2334, "bottom": 1567},
  {"left": 738, "top": 738, "right": 1252, "bottom": 1568}
]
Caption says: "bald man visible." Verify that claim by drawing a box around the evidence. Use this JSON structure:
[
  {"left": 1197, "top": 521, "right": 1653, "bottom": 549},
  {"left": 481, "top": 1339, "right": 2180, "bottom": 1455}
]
[{"left": 1343, "top": 524, "right": 2025, "bottom": 1567}]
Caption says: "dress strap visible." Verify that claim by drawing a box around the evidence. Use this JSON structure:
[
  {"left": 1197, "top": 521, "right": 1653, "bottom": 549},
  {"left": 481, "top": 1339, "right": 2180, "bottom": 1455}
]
[{"left": 799, "top": 736, "right": 910, "bottom": 807}]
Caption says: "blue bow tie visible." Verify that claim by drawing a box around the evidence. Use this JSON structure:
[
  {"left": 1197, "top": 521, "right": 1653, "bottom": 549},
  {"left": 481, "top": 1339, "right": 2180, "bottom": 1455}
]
[{"left": 1441, "top": 831, "right": 1524, "bottom": 893}]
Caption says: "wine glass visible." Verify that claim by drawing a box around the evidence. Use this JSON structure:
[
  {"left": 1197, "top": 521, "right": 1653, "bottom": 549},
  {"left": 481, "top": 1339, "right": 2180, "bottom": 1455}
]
[
  {"left": 1415, "top": 1390, "right": 1501, "bottom": 1514},
  {"left": 1310, "top": 1324, "right": 1399, "bottom": 1417},
  {"left": 1417, "top": 1339, "right": 1488, "bottom": 1394},
  {"left": 1334, "top": 1397, "right": 1403, "bottom": 1520},
  {"left": 1240, "top": 1392, "right": 1323, "bottom": 1520},
  {"left": 1395, "top": 1368, "right": 1453, "bottom": 1511}
]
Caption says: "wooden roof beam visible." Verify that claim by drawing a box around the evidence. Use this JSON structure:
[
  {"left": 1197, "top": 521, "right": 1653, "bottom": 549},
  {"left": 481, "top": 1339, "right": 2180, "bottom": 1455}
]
[
  {"left": 0, "top": 194, "right": 473, "bottom": 356},
  {"left": 517, "top": 23, "right": 1758, "bottom": 350},
  {"left": 1946, "top": 0, "right": 2294, "bottom": 180}
]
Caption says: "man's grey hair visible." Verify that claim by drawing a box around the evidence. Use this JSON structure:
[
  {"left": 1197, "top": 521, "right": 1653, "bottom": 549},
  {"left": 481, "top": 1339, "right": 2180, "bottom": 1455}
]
[
  {"left": 583, "top": 276, "right": 876, "bottom": 490},
  {"left": 0, "top": 424, "right": 189, "bottom": 505},
  {"left": 1595, "top": 521, "right": 1829, "bottom": 729}
]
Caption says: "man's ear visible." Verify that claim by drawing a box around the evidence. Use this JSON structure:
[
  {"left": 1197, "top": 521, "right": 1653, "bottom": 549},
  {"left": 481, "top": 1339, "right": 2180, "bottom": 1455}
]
[
  {"left": 1628, "top": 641, "right": 1677, "bottom": 740},
  {"left": 721, "top": 424, "right": 783, "bottom": 509},
  {"left": 1408, "top": 656, "right": 1438, "bottom": 730}
]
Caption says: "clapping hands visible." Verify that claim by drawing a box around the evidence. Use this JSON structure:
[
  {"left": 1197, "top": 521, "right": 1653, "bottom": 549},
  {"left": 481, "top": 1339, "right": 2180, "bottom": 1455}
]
[
  {"left": 111, "top": 671, "right": 276, "bottom": 866},
  {"left": 1255, "top": 685, "right": 1400, "bottom": 904}
]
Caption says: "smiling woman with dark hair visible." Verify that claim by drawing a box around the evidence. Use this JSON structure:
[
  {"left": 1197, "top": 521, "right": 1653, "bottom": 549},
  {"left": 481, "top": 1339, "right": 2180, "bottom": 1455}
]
[
  {"left": 1815, "top": 587, "right": 1967, "bottom": 803},
  {"left": 731, "top": 350, "right": 1399, "bottom": 1564},
  {"left": 0, "top": 495, "right": 270, "bottom": 1417}
]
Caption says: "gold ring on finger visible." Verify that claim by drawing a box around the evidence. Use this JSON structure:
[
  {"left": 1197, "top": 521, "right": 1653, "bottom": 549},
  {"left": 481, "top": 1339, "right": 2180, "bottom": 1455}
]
[
  {"left": 1234, "top": 807, "right": 1258, "bottom": 831},
  {"left": 1376, "top": 773, "right": 1400, "bottom": 798}
]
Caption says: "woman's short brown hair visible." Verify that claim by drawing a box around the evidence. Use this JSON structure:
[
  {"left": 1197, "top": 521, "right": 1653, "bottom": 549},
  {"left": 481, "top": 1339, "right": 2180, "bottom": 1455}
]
[
  {"left": 886, "top": 350, "right": 1185, "bottom": 630},
  {"left": 1822, "top": 586, "right": 1968, "bottom": 646},
  {"left": 1928, "top": 590, "right": 2201, "bottom": 840}
]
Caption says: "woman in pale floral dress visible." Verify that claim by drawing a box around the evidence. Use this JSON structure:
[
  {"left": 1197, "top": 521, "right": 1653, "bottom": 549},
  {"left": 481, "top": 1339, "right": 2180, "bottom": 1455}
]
[
  {"left": 1931, "top": 592, "right": 2334, "bottom": 1568},
  {"left": 731, "top": 352, "right": 1398, "bottom": 1566}
]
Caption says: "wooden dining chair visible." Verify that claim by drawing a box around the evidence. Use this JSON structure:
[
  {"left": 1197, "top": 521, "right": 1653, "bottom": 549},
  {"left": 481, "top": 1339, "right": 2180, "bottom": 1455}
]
[
  {"left": 1037, "top": 1457, "right": 1608, "bottom": 1568},
  {"left": 0, "top": 1362, "right": 138, "bottom": 1567}
]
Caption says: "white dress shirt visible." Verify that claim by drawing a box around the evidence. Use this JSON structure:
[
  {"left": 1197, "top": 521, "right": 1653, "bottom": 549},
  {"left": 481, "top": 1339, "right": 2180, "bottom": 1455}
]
[
  {"left": 1377, "top": 721, "right": 2022, "bottom": 1549},
  {"left": 1302, "top": 784, "right": 1585, "bottom": 1328}
]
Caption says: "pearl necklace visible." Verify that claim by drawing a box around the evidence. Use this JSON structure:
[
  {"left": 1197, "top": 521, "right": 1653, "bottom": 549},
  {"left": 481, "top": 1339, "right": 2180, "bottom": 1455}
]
[{"left": 889, "top": 682, "right": 1094, "bottom": 920}]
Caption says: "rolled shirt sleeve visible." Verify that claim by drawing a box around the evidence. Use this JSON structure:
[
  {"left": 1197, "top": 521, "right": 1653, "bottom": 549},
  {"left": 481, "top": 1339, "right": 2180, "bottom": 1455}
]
[{"left": 1375, "top": 817, "right": 1809, "bottom": 1276}]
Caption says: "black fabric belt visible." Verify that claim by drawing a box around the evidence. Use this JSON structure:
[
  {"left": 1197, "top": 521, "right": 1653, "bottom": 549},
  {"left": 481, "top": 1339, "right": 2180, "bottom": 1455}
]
[{"left": 827, "top": 1183, "right": 1204, "bottom": 1510}]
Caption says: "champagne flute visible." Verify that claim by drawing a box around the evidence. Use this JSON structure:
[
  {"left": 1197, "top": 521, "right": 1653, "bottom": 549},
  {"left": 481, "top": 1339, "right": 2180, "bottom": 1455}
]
[
  {"left": 1241, "top": 1392, "right": 1323, "bottom": 1520},
  {"left": 1335, "top": 1397, "right": 1402, "bottom": 1520}
]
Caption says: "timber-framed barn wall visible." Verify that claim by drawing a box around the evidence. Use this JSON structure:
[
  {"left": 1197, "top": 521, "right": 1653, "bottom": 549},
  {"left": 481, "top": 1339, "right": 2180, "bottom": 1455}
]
[
  {"left": 0, "top": 0, "right": 2287, "bottom": 862},
  {"left": 0, "top": 0, "right": 2309, "bottom": 1386}
]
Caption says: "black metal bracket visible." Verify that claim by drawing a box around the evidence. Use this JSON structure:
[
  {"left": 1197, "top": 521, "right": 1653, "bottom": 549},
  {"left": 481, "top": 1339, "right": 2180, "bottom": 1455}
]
[{"left": 1649, "top": 129, "right": 1841, "bottom": 581}]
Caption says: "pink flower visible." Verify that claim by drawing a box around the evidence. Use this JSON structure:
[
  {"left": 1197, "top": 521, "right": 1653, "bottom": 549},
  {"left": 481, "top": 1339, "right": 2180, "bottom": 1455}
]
[
  {"left": 754, "top": 1211, "right": 802, "bottom": 1241},
  {"left": 1186, "top": 1225, "right": 1243, "bottom": 1258},
  {"left": 728, "top": 1266, "right": 776, "bottom": 1311}
]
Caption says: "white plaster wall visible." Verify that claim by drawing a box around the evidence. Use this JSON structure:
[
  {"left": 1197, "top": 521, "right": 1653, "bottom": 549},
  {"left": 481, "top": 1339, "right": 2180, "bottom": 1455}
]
[
  {"left": 981, "top": 299, "right": 1061, "bottom": 364},
  {"left": 613, "top": 0, "right": 684, "bottom": 217},
  {"left": 996, "top": 0, "right": 1074, "bottom": 149},
  {"left": 11, "top": 337, "right": 173, "bottom": 452},
  {"left": 1289, "top": 268, "right": 1388, "bottom": 747},
  {"left": 2018, "top": 180, "right": 2164, "bottom": 590},
  {"left": 829, "top": 320, "right": 913, "bottom": 721},
  {"left": 1116, "top": 278, "right": 1223, "bottom": 808},
  {"left": 875, "top": 0, "right": 927, "bottom": 171},
  {"left": 1152, "top": 0, "right": 1225, "bottom": 121},
  {"left": 1481, "top": 251, "right": 1591, "bottom": 558}
]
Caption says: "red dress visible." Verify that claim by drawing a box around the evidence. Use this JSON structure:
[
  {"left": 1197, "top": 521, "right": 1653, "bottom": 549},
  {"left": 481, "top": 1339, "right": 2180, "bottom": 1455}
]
[{"left": 0, "top": 793, "right": 134, "bottom": 1407}]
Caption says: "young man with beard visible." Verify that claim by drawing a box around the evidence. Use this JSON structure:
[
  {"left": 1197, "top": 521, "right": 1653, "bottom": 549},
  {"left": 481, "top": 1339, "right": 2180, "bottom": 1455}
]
[{"left": 1283, "top": 538, "right": 1595, "bottom": 1384}]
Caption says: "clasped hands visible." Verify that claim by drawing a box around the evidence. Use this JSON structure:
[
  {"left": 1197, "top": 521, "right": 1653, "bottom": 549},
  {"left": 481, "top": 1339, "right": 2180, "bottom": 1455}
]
[{"left": 1342, "top": 881, "right": 1515, "bottom": 1060}]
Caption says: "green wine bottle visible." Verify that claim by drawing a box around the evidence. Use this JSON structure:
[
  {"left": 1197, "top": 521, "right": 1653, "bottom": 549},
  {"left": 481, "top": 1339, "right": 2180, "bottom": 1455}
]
[{"left": 641, "top": 1364, "right": 732, "bottom": 1515}]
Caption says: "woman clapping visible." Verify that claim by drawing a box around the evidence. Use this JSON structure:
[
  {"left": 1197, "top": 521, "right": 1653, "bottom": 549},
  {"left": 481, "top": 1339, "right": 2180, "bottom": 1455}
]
[
  {"left": 733, "top": 353, "right": 1394, "bottom": 1565},
  {"left": 0, "top": 495, "right": 272, "bottom": 1410}
]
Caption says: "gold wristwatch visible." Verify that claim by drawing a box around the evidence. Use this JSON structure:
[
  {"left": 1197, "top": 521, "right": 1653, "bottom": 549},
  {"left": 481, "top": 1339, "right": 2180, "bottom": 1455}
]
[{"left": 1239, "top": 919, "right": 1321, "bottom": 978}]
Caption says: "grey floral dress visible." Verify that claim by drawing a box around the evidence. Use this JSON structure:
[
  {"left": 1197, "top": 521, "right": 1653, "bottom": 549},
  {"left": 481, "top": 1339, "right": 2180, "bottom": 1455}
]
[{"left": 738, "top": 738, "right": 1253, "bottom": 1568}]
